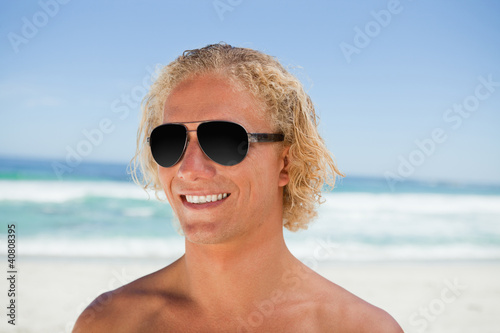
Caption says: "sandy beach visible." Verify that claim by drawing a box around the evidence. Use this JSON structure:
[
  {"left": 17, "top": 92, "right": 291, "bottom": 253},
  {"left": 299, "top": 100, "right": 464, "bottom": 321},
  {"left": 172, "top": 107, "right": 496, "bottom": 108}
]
[{"left": 1, "top": 257, "right": 499, "bottom": 333}]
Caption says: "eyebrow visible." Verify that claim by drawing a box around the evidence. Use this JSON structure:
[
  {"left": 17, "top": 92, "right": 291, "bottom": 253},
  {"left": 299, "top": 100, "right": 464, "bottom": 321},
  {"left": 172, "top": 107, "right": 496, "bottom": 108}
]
[{"left": 165, "top": 120, "right": 213, "bottom": 124}]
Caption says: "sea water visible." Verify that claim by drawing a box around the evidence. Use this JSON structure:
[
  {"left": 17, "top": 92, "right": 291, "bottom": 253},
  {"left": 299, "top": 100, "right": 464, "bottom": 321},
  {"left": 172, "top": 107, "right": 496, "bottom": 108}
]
[{"left": 1, "top": 157, "right": 500, "bottom": 262}]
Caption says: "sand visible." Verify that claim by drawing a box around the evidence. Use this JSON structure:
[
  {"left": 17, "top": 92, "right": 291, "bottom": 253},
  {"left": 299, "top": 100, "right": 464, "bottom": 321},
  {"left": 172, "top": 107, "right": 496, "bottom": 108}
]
[{"left": 1, "top": 257, "right": 499, "bottom": 332}]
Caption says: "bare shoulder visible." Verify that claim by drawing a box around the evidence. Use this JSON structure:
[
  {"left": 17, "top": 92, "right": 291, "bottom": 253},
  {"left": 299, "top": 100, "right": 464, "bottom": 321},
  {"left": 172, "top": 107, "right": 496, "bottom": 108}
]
[
  {"left": 72, "top": 279, "right": 155, "bottom": 333},
  {"left": 72, "top": 288, "right": 124, "bottom": 333},
  {"left": 309, "top": 272, "right": 403, "bottom": 332},
  {"left": 73, "top": 260, "right": 184, "bottom": 333},
  {"left": 331, "top": 293, "right": 403, "bottom": 333}
]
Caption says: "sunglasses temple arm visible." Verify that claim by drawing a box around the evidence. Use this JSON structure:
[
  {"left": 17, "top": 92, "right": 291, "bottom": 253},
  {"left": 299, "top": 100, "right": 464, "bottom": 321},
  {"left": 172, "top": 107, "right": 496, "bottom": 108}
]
[{"left": 248, "top": 133, "right": 285, "bottom": 143}]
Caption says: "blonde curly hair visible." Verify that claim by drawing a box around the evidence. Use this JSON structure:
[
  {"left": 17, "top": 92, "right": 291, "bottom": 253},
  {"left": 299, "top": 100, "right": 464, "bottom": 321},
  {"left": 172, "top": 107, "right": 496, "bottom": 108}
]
[{"left": 131, "top": 43, "right": 343, "bottom": 231}]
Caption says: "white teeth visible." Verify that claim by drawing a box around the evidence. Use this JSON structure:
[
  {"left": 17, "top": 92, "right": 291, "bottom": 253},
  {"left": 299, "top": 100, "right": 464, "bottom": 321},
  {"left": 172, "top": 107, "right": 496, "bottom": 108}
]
[{"left": 185, "top": 193, "right": 229, "bottom": 204}]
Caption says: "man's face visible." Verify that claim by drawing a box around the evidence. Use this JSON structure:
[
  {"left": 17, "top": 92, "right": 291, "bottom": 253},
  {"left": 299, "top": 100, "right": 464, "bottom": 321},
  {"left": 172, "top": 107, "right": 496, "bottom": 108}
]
[{"left": 158, "top": 74, "right": 290, "bottom": 245}]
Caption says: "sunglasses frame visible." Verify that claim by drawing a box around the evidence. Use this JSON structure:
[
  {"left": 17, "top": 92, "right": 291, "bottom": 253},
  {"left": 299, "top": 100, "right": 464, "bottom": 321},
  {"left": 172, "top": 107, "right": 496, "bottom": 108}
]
[{"left": 147, "top": 120, "right": 285, "bottom": 167}]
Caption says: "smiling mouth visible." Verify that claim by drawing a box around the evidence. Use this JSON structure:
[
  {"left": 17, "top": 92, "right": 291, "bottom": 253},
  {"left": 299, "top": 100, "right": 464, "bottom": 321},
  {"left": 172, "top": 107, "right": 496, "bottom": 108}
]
[{"left": 182, "top": 193, "right": 231, "bottom": 204}]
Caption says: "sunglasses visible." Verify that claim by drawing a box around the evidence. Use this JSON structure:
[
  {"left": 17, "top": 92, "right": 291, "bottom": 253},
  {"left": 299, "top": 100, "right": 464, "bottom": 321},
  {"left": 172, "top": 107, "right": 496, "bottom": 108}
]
[{"left": 148, "top": 120, "right": 285, "bottom": 167}]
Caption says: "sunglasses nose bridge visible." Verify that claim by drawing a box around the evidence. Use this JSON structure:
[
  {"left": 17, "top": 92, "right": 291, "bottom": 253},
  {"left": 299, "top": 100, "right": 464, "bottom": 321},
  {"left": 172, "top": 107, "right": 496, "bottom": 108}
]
[
  {"left": 180, "top": 129, "right": 212, "bottom": 165},
  {"left": 185, "top": 129, "right": 198, "bottom": 150}
]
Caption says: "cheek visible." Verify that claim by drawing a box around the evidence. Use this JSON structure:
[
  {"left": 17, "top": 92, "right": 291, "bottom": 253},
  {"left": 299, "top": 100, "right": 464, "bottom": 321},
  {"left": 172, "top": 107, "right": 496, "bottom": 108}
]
[
  {"left": 158, "top": 167, "right": 174, "bottom": 199},
  {"left": 158, "top": 166, "right": 167, "bottom": 184},
  {"left": 244, "top": 152, "right": 281, "bottom": 193}
]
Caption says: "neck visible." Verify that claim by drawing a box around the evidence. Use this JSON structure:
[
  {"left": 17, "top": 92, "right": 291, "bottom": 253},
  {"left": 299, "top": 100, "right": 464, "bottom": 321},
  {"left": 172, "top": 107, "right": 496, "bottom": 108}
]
[{"left": 180, "top": 219, "right": 297, "bottom": 313}]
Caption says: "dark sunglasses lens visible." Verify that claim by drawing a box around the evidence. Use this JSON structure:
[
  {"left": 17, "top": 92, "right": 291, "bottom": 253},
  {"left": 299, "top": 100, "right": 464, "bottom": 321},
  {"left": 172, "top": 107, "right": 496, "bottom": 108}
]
[
  {"left": 198, "top": 122, "right": 248, "bottom": 166},
  {"left": 150, "top": 124, "right": 186, "bottom": 167}
]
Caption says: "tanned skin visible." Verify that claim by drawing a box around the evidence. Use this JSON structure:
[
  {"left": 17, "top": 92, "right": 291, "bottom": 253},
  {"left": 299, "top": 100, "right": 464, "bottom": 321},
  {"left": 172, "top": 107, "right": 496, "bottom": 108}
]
[{"left": 73, "top": 74, "right": 403, "bottom": 332}]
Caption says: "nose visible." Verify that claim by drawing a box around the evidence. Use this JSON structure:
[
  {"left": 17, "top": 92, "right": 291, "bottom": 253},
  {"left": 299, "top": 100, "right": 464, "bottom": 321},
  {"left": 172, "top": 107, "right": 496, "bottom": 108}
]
[{"left": 177, "top": 131, "right": 216, "bottom": 180}]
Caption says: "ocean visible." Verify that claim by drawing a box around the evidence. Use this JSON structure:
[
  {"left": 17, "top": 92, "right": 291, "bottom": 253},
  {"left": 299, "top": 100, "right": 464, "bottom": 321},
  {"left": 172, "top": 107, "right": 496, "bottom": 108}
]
[{"left": 1, "top": 156, "right": 500, "bottom": 263}]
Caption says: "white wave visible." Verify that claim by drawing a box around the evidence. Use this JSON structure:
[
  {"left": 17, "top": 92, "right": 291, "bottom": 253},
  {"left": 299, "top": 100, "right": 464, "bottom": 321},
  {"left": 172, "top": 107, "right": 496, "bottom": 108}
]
[
  {"left": 5, "top": 182, "right": 500, "bottom": 262},
  {"left": 302, "top": 193, "right": 500, "bottom": 248},
  {"left": 17, "top": 235, "right": 500, "bottom": 262},
  {"left": 122, "top": 207, "right": 156, "bottom": 217},
  {"left": 19, "top": 236, "right": 185, "bottom": 259},
  {"left": 0, "top": 180, "right": 164, "bottom": 203},
  {"left": 5, "top": 181, "right": 500, "bottom": 212},
  {"left": 320, "top": 192, "right": 500, "bottom": 215}
]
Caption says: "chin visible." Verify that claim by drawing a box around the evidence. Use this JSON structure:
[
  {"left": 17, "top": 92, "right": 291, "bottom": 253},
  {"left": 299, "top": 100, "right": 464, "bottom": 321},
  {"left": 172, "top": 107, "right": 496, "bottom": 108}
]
[
  {"left": 182, "top": 222, "right": 240, "bottom": 245},
  {"left": 183, "top": 222, "right": 224, "bottom": 244}
]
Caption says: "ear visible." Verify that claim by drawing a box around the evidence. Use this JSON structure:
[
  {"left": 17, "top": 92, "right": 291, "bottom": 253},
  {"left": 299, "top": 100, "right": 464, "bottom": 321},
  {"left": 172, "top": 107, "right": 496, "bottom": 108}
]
[{"left": 278, "top": 146, "right": 291, "bottom": 187}]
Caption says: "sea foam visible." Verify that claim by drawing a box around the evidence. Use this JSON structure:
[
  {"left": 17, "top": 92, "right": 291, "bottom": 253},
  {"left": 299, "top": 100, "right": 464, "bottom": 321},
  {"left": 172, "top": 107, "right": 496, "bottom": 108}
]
[{"left": 0, "top": 180, "right": 158, "bottom": 203}]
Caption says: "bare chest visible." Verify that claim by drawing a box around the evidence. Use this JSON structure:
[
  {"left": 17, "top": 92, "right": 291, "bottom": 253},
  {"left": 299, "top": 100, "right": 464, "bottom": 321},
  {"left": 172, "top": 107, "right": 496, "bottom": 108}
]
[{"left": 135, "top": 303, "right": 324, "bottom": 333}]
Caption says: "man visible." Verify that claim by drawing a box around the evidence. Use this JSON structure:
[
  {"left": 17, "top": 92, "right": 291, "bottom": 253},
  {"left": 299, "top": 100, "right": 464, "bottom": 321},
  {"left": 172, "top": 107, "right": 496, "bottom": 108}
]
[{"left": 74, "top": 43, "right": 402, "bottom": 332}]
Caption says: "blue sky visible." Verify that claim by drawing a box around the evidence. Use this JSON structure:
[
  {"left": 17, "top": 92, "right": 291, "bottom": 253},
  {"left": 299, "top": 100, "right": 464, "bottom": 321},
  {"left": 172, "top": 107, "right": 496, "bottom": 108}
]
[{"left": 1, "top": 0, "right": 499, "bottom": 184}]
